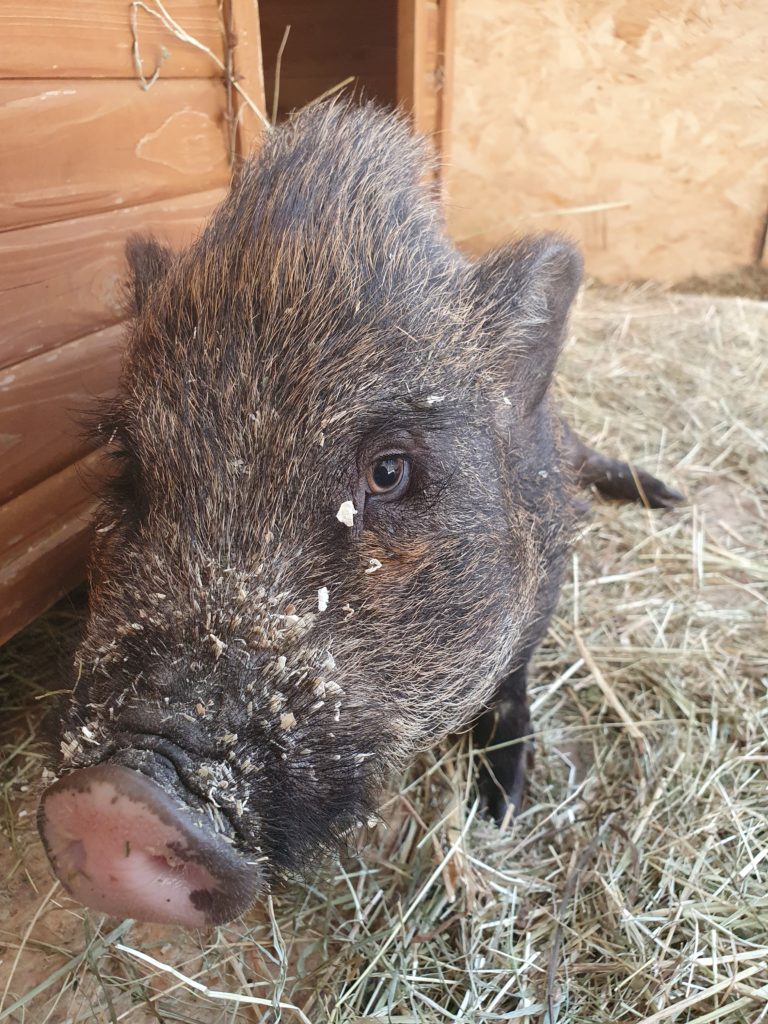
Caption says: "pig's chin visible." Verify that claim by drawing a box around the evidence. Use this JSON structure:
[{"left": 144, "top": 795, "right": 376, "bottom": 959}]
[{"left": 37, "top": 759, "right": 262, "bottom": 927}]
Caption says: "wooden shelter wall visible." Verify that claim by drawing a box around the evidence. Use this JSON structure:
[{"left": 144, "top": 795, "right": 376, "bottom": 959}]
[
  {"left": 0, "top": 0, "right": 265, "bottom": 645},
  {"left": 446, "top": 0, "right": 768, "bottom": 282}
]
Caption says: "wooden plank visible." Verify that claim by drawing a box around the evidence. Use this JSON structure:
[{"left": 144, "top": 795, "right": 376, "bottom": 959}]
[
  {"left": 0, "top": 326, "right": 124, "bottom": 505},
  {"left": 0, "top": 188, "right": 225, "bottom": 370},
  {"left": 227, "top": 0, "right": 268, "bottom": 159},
  {"left": 397, "top": 0, "right": 453, "bottom": 191},
  {"left": 0, "top": 80, "right": 231, "bottom": 231},
  {"left": 0, "top": 452, "right": 103, "bottom": 647},
  {"left": 435, "top": 0, "right": 455, "bottom": 201},
  {"left": 0, "top": 1, "right": 224, "bottom": 79},
  {"left": 397, "top": 0, "right": 427, "bottom": 129}
]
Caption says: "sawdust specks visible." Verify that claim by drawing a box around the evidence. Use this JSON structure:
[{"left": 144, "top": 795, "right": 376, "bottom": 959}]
[{"left": 336, "top": 501, "right": 357, "bottom": 528}]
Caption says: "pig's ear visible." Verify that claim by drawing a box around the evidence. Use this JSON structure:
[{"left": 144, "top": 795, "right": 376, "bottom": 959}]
[
  {"left": 468, "top": 234, "right": 583, "bottom": 412},
  {"left": 124, "top": 234, "right": 173, "bottom": 314}
]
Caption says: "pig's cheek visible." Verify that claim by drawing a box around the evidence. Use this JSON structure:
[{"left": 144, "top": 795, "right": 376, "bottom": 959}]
[{"left": 361, "top": 535, "right": 433, "bottom": 582}]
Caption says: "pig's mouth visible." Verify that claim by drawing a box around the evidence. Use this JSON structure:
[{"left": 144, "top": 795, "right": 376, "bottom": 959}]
[{"left": 37, "top": 736, "right": 262, "bottom": 927}]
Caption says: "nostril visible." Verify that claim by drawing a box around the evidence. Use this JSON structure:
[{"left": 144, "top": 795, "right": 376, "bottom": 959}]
[{"left": 38, "top": 763, "right": 261, "bottom": 926}]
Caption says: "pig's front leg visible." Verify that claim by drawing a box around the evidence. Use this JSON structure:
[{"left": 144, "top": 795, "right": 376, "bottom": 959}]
[
  {"left": 473, "top": 664, "right": 534, "bottom": 823},
  {"left": 560, "top": 417, "right": 683, "bottom": 509}
]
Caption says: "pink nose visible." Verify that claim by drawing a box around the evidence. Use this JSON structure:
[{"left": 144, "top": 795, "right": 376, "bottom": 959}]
[{"left": 38, "top": 763, "right": 259, "bottom": 926}]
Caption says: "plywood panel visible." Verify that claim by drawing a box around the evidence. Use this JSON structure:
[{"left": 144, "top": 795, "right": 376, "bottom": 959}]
[
  {"left": 398, "top": 0, "right": 438, "bottom": 134},
  {"left": 0, "top": 188, "right": 225, "bottom": 370},
  {"left": 0, "top": 80, "right": 230, "bottom": 230},
  {"left": 0, "top": 1, "right": 225, "bottom": 79},
  {"left": 447, "top": 0, "right": 768, "bottom": 282},
  {"left": 0, "top": 326, "right": 123, "bottom": 505},
  {"left": 0, "top": 453, "right": 103, "bottom": 647}
]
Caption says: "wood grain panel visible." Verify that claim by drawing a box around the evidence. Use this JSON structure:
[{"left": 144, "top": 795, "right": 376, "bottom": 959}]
[
  {"left": 398, "top": 0, "right": 453, "bottom": 190},
  {"left": 0, "top": 80, "right": 230, "bottom": 230},
  {"left": 0, "top": 452, "right": 103, "bottom": 647},
  {"left": 0, "top": 188, "right": 225, "bottom": 370},
  {"left": 0, "top": 1, "right": 225, "bottom": 79},
  {"left": 228, "top": 0, "right": 268, "bottom": 158},
  {"left": 0, "top": 327, "right": 123, "bottom": 505}
]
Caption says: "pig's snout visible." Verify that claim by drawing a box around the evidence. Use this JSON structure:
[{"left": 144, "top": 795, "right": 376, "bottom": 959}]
[{"left": 38, "top": 763, "right": 260, "bottom": 926}]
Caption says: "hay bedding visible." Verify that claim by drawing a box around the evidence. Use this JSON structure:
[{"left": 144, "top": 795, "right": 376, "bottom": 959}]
[{"left": 0, "top": 286, "right": 766, "bottom": 1023}]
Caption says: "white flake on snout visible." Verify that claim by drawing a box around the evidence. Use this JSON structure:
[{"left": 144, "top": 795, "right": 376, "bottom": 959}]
[
  {"left": 365, "top": 558, "right": 382, "bottom": 574},
  {"left": 280, "top": 712, "right": 297, "bottom": 732},
  {"left": 336, "top": 500, "right": 357, "bottom": 528},
  {"left": 425, "top": 394, "right": 445, "bottom": 406},
  {"left": 206, "top": 633, "right": 226, "bottom": 659},
  {"left": 318, "top": 586, "right": 329, "bottom": 612},
  {"left": 313, "top": 679, "right": 344, "bottom": 698}
]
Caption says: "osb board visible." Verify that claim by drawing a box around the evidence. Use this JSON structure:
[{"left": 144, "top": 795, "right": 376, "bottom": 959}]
[
  {"left": 0, "top": 1, "right": 224, "bottom": 78},
  {"left": 0, "top": 326, "right": 123, "bottom": 505},
  {"left": 0, "top": 452, "right": 103, "bottom": 648},
  {"left": 446, "top": 0, "right": 768, "bottom": 282},
  {"left": 259, "top": 0, "right": 397, "bottom": 119},
  {"left": 0, "top": 80, "right": 230, "bottom": 230},
  {"left": 0, "top": 188, "right": 225, "bottom": 369}
]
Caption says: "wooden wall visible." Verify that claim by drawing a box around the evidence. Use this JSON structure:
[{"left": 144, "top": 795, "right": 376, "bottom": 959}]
[
  {"left": 0, "top": 0, "right": 265, "bottom": 646},
  {"left": 0, "top": 0, "right": 455, "bottom": 647},
  {"left": 446, "top": 0, "right": 768, "bottom": 282}
]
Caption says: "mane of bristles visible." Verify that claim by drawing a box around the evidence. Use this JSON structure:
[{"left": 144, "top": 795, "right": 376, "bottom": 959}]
[{"left": 180, "top": 101, "right": 454, "bottom": 331}]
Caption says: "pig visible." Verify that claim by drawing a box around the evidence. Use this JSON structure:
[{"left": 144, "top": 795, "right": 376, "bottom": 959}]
[{"left": 37, "top": 102, "right": 681, "bottom": 928}]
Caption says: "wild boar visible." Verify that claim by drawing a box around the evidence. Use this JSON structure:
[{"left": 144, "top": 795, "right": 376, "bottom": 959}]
[{"left": 37, "top": 102, "right": 681, "bottom": 927}]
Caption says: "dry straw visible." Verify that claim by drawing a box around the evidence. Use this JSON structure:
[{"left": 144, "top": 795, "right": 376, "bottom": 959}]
[{"left": 0, "top": 283, "right": 766, "bottom": 1021}]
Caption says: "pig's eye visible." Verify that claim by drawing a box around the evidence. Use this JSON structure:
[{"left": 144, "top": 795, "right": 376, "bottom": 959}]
[{"left": 366, "top": 456, "right": 410, "bottom": 498}]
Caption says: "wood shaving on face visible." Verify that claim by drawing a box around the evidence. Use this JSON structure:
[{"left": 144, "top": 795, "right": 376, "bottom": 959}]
[
  {"left": 317, "top": 587, "right": 329, "bottom": 612},
  {"left": 336, "top": 500, "right": 357, "bottom": 527},
  {"left": 365, "top": 558, "right": 383, "bottom": 574},
  {"left": 207, "top": 633, "right": 226, "bottom": 659}
]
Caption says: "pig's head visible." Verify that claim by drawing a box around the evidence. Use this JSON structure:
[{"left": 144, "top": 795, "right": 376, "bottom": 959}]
[{"left": 38, "top": 103, "right": 581, "bottom": 926}]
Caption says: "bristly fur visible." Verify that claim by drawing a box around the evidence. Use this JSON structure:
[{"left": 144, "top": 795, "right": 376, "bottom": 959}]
[{"left": 45, "top": 101, "right": 582, "bottom": 908}]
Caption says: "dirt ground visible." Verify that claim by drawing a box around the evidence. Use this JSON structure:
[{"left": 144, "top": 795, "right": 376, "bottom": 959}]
[{"left": 0, "top": 284, "right": 766, "bottom": 1023}]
